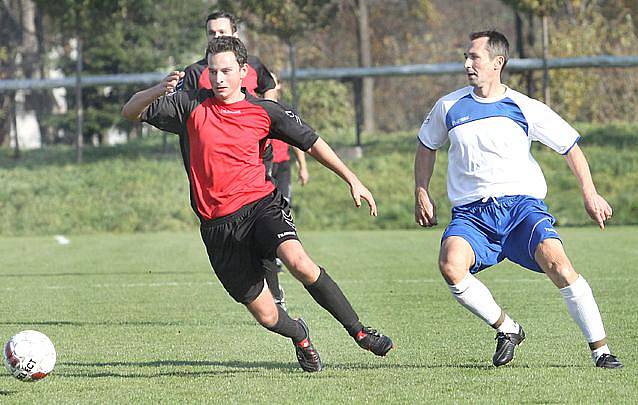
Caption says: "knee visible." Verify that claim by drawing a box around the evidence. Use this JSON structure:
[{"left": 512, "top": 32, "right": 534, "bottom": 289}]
[
  {"left": 280, "top": 247, "right": 319, "bottom": 282},
  {"left": 544, "top": 259, "right": 578, "bottom": 287},
  {"left": 535, "top": 240, "right": 578, "bottom": 287},
  {"left": 438, "top": 237, "right": 474, "bottom": 285},
  {"left": 439, "top": 257, "right": 469, "bottom": 285},
  {"left": 286, "top": 251, "right": 314, "bottom": 273},
  {"left": 254, "top": 308, "right": 278, "bottom": 329}
]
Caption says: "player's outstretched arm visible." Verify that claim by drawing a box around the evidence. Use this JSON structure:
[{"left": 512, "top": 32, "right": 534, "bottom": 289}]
[
  {"left": 306, "top": 138, "right": 376, "bottom": 216},
  {"left": 292, "top": 147, "right": 309, "bottom": 186},
  {"left": 122, "top": 71, "right": 184, "bottom": 121},
  {"left": 414, "top": 143, "right": 438, "bottom": 227},
  {"left": 564, "top": 144, "right": 612, "bottom": 229}
]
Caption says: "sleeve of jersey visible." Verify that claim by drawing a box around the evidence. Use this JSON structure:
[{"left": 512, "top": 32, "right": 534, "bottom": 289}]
[
  {"left": 263, "top": 102, "right": 318, "bottom": 151},
  {"left": 417, "top": 100, "right": 448, "bottom": 150},
  {"left": 176, "top": 66, "right": 199, "bottom": 92},
  {"left": 253, "top": 58, "right": 276, "bottom": 94},
  {"left": 140, "top": 91, "right": 193, "bottom": 135},
  {"left": 525, "top": 99, "right": 581, "bottom": 155}
]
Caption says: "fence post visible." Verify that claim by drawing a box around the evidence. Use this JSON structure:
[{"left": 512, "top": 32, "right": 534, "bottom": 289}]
[
  {"left": 353, "top": 77, "right": 362, "bottom": 147},
  {"left": 75, "top": 9, "right": 84, "bottom": 164}
]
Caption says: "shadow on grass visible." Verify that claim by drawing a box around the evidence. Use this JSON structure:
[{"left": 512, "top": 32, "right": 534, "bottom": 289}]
[
  {"left": 58, "top": 359, "right": 296, "bottom": 378},
  {"left": 52, "top": 358, "right": 592, "bottom": 379},
  {"left": 0, "top": 320, "right": 200, "bottom": 327},
  {"left": 0, "top": 270, "right": 203, "bottom": 278},
  {"left": 0, "top": 390, "right": 17, "bottom": 396}
]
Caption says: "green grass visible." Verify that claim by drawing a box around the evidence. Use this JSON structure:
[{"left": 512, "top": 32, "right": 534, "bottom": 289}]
[{"left": 0, "top": 228, "right": 636, "bottom": 403}]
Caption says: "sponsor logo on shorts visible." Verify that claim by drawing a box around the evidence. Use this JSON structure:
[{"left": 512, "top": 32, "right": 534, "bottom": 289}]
[{"left": 277, "top": 231, "right": 297, "bottom": 239}]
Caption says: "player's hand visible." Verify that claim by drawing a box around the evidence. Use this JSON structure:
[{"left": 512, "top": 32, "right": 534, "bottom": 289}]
[
  {"left": 415, "top": 187, "right": 437, "bottom": 227},
  {"left": 583, "top": 192, "right": 612, "bottom": 230},
  {"left": 350, "top": 180, "right": 377, "bottom": 217},
  {"left": 298, "top": 167, "right": 309, "bottom": 186},
  {"left": 161, "top": 71, "right": 185, "bottom": 94}
]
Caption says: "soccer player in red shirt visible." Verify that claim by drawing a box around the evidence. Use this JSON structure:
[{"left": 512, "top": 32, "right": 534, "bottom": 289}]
[
  {"left": 177, "top": 11, "right": 306, "bottom": 311},
  {"left": 122, "top": 36, "right": 394, "bottom": 372}
]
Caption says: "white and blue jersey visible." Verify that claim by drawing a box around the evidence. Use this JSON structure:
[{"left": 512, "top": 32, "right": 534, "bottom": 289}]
[{"left": 417, "top": 86, "right": 580, "bottom": 207}]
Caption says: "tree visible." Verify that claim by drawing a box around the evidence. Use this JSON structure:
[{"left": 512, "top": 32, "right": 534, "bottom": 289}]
[
  {"left": 218, "top": 0, "right": 339, "bottom": 111},
  {"left": 32, "top": 0, "right": 206, "bottom": 159},
  {"left": 502, "top": 0, "right": 561, "bottom": 104},
  {"left": 0, "top": 0, "right": 46, "bottom": 156}
]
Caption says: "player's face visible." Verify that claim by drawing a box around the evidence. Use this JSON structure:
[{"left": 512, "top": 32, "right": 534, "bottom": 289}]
[
  {"left": 464, "top": 37, "right": 502, "bottom": 88},
  {"left": 208, "top": 51, "right": 248, "bottom": 104},
  {"left": 207, "top": 18, "right": 238, "bottom": 42}
]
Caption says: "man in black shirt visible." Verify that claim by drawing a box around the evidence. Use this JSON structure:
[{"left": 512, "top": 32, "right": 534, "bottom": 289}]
[
  {"left": 178, "top": 10, "right": 289, "bottom": 310},
  {"left": 122, "top": 36, "right": 394, "bottom": 372}
]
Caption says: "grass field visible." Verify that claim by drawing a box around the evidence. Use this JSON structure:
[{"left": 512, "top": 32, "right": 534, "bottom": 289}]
[{"left": 0, "top": 227, "right": 636, "bottom": 403}]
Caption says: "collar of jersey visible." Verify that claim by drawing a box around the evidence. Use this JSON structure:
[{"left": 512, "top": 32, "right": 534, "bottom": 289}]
[
  {"left": 212, "top": 96, "right": 248, "bottom": 108},
  {"left": 469, "top": 85, "right": 510, "bottom": 104}
]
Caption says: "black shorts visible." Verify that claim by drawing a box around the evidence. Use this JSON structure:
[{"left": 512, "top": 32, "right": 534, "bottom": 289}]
[
  {"left": 200, "top": 191, "right": 299, "bottom": 304},
  {"left": 271, "top": 160, "right": 291, "bottom": 202}
]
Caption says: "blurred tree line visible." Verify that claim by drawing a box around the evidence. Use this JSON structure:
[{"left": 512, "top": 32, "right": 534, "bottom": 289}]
[{"left": 1, "top": 0, "right": 637, "bottom": 151}]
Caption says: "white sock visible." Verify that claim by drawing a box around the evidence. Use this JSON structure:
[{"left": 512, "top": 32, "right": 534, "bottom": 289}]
[
  {"left": 559, "top": 275, "right": 607, "bottom": 350},
  {"left": 497, "top": 315, "right": 520, "bottom": 335},
  {"left": 448, "top": 273, "right": 503, "bottom": 327},
  {"left": 591, "top": 344, "right": 611, "bottom": 362}
]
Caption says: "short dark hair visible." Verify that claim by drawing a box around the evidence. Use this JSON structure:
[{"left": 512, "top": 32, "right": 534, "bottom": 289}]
[
  {"left": 207, "top": 36, "right": 248, "bottom": 66},
  {"left": 206, "top": 10, "right": 238, "bottom": 33},
  {"left": 470, "top": 30, "right": 510, "bottom": 70}
]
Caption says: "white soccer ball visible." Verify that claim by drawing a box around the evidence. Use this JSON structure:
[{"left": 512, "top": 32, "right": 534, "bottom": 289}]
[{"left": 3, "top": 330, "right": 56, "bottom": 382}]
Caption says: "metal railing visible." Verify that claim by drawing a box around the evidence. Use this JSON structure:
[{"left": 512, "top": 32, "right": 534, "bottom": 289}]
[{"left": 1, "top": 55, "right": 637, "bottom": 91}]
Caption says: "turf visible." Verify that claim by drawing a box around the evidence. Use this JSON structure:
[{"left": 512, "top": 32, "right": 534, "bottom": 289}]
[{"left": 0, "top": 227, "right": 636, "bottom": 403}]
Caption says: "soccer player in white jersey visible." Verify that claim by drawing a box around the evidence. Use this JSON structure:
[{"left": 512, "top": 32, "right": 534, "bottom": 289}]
[{"left": 414, "top": 30, "right": 622, "bottom": 368}]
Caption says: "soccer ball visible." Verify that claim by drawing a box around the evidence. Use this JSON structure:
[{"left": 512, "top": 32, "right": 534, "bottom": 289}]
[{"left": 3, "top": 330, "right": 56, "bottom": 382}]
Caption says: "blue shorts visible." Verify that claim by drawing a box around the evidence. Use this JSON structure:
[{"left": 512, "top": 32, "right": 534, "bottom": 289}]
[{"left": 442, "top": 195, "right": 560, "bottom": 274}]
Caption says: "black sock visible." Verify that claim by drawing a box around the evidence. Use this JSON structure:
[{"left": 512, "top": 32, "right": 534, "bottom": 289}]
[
  {"left": 264, "top": 305, "right": 306, "bottom": 343},
  {"left": 263, "top": 261, "right": 282, "bottom": 300},
  {"left": 305, "top": 267, "right": 363, "bottom": 337}
]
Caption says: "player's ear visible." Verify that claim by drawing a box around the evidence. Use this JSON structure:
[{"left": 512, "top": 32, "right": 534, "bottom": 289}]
[
  {"left": 239, "top": 63, "right": 248, "bottom": 79},
  {"left": 494, "top": 55, "right": 505, "bottom": 71}
]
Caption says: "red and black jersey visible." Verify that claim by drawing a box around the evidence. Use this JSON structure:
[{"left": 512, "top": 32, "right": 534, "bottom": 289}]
[
  {"left": 140, "top": 90, "right": 318, "bottom": 221},
  {"left": 177, "top": 55, "right": 276, "bottom": 96}
]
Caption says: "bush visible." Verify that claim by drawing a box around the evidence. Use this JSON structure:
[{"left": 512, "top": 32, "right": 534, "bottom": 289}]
[{"left": 1, "top": 123, "right": 636, "bottom": 236}]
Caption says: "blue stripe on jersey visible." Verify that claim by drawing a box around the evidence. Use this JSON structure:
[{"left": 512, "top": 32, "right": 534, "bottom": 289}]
[{"left": 445, "top": 94, "right": 529, "bottom": 135}]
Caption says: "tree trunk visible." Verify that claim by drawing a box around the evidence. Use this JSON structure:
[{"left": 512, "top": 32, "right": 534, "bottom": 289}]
[
  {"left": 14, "top": 0, "right": 42, "bottom": 150},
  {"left": 542, "top": 14, "right": 550, "bottom": 107},
  {"left": 34, "top": 6, "right": 56, "bottom": 145},
  {"left": 75, "top": 7, "right": 84, "bottom": 164},
  {"left": 288, "top": 40, "right": 299, "bottom": 111},
  {"left": 526, "top": 12, "right": 536, "bottom": 97},
  {"left": 356, "top": 0, "right": 374, "bottom": 134}
]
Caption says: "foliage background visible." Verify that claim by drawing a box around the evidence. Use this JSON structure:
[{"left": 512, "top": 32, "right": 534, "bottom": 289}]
[
  {"left": 1, "top": 0, "right": 637, "bottom": 146},
  {"left": 1, "top": 123, "right": 636, "bottom": 236}
]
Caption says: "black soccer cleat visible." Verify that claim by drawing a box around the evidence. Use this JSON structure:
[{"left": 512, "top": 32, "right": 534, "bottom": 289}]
[
  {"left": 493, "top": 326, "right": 525, "bottom": 367},
  {"left": 596, "top": 353, "right": 623, "bottom": 369},
  {"left": 294, "top": 318, "right": 323, "bottom": 372},
  {"left": 355, "top": 327, "right": 394, "bottom": 356}
]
